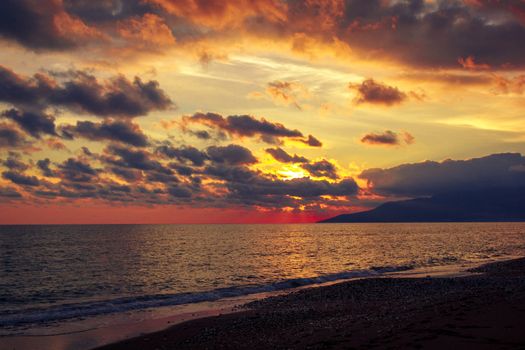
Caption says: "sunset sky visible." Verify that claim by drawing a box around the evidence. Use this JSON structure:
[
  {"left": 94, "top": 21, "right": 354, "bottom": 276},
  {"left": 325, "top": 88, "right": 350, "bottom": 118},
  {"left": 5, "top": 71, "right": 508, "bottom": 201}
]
[{"left": 1, "top": 0, "right": 525, "bottom": 224}]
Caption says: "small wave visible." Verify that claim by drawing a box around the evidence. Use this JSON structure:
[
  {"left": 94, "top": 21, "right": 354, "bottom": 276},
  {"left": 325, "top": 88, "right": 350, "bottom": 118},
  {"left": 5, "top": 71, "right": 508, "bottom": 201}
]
[{"left": 0, "top": 265, "right": 414, "bottom": 327}]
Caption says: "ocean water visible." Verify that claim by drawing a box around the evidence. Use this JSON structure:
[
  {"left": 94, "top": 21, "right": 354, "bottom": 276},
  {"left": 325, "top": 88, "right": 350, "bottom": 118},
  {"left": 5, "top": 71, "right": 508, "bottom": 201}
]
[{"left": 1, "top": 223, "right": 524, "bottom": 331}]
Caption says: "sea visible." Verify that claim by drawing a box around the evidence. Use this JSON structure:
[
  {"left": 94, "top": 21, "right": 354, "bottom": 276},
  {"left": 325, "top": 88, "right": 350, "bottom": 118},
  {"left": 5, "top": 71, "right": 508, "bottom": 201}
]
[{"left": 1, "top": 223, "right": 525, "bottom": 337}]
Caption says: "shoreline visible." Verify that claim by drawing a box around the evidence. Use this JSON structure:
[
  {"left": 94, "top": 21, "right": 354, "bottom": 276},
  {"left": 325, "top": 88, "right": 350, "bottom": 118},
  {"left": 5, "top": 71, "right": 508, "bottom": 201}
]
[
  {"left": 95, "top": 256, "right": 525, "bottom": 350},
  {"left": 3, "top": 256, "right": 522, "bottom": 350}
]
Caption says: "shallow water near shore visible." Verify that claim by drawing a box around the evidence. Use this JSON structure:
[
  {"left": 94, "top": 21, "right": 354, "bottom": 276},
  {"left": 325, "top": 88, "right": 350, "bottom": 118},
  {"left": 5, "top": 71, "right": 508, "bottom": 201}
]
[{"left": 1, "top": 222, "right": 525, "bottom": 349}]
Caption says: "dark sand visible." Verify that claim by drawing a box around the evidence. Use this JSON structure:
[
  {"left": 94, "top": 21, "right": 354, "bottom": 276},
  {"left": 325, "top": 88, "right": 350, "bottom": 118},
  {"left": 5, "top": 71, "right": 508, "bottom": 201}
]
[{"left": 97, "top": 258, "right": 525, "bottom": 349}]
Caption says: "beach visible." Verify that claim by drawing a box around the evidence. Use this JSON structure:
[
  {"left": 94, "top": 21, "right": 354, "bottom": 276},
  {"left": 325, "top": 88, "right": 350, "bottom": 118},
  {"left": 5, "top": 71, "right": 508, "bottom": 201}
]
[{"left": 96, "top": 257, "right": 525, "bottom": 349}]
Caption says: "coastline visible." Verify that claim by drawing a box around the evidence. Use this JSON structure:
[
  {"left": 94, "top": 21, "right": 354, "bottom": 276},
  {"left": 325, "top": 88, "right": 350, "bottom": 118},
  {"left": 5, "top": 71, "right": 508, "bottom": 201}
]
[
  {"left": 95, "top": 256, "right": 525, "bottom": 350},
  {"left": 2, "top": 256, "right": 524, "bottom": 350}
]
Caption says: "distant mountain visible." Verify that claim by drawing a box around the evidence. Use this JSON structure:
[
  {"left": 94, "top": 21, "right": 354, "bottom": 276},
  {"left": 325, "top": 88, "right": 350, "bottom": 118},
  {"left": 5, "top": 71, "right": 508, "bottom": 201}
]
[{"left": 319, "top": 188, "right": 525, "bottom": 223}]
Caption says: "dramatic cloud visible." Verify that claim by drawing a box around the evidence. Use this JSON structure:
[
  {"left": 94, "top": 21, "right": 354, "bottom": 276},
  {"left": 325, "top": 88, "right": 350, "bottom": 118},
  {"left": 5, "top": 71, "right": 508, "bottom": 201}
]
[
  {"left": 224, "top": 173, "right": 359, "bottom": 202},
  {"left": 203, "top": 162, "right": 359, "bottom": 207},
  {"left": 266, "top": 147, "right": 308, "bottom": 163},
  {"left": 110, "top": 166, "right": 142, "bottom": 182},
  {"left": 0, "top": 124, "right": 26, "bottom": 148},
  {"left": 1, "top": 1, "right": 525, "bottom": 223},
  {"left": 106, "top": 145, "right": 170, "bottom": 173},
  {"left": 458, "top": 56, "right": 490, "bottom": 70},
  {"left": 49, "top": 72, "right": 173, "bottom": 118},
  {"left": 334, "top": 0, "right": 525, "bottom": 69},
  {"left": 1, "top": 108, "right": 56, "bottom": 138},
  {"left": 156, "top": 145, "right": 208, "bottom": 166},
  {"left": 0, "top": 0, "right": 100, "bottom": 50},
  {"left": 0, "top": 66, "right": 173, "bottom": 118},
  {"left": 145, "top": 0, "right": 287, "bottom": 29},
  {"left": 37, "top": 158, "right": 55, "bottom": 177},
  {"left": 63, "top": 0, "right": 156, "bottom": 23},
  {"left": 1, "top": 154, "right": 28, "bottom": 171},
  {"left": 349, "top": 79, "right": 407, "bottom": 106},
  {"left": 58, "top": 158, "right": 98, "bottom": 182},
  {"left": 361, "top": 130, "right": 415, "bottom": 146},
  {"left": 301, "top": 160, "right": 339, "bottom": 179},
  {"left": 2, "top": 0, "right": 525, "bottom": 70},
  {"left": 360, "top": 153, "right": 525, "bottom": 197},
  {"left": 2, "top": 170, "right": 40, "bottom": 186},
  {"left": 61, "top": 120, "right": 148, "bottom": 147},
  {"left": 182, "top": 112, "right": 322, "bottom": 146},
  {"left": 206, "top": 144, "right": 257, "bottom": 165}
]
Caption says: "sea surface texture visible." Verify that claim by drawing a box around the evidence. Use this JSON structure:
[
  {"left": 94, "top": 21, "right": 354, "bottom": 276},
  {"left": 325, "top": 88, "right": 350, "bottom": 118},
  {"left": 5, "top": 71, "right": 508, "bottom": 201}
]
[{"left": 1, "top": 223, "right": 524, "bottom": 329}]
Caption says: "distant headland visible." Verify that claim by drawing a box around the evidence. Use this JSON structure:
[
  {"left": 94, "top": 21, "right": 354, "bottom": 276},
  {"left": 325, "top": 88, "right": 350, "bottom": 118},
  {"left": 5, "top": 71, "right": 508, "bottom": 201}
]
[{"left": 319, "top": 188, "right": 525, "bottom": 223}]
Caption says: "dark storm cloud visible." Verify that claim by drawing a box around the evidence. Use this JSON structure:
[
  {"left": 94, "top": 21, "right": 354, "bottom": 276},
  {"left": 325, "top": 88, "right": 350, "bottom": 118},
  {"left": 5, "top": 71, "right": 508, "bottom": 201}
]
[
  {"left": 63, "top": 0, "right": 157, "bottom": 23},
  {"left": 301, "top": 160, "right": 338, "bottom": 179},
  {"left": 170, "top": 163, "right": 194, "bottom": 176},
  {"left": 349, "top": 79, "right": 407, "bottom": 106},
  {"left": 461, "top": 0, "right": 525, "bottom": 24},
  {"left": 183, "top": 112, "right": 322, "bottom": 146},
  {"left": 266, "top": 147, "right": 308, "bottom": 163},
  {"left": 61, "top": 120, "right": 148, "bottom": 147},
  {"left": 37, "top": 158, "right": 55, "bottom": 177},
  {"left": 0, "top": 140, "right": 361, "bottom": 208},
  {"left": 377, "top": 1, "right": 524, "bottom": 68},
  {"left": 0, "top": 66, "right": 53, "bottom": 106},
  {"left": 0, "top": 124, "right": 26, "bottom": 148},
  {"left": 168, "top": 185, "right": 193, "bottom": 198},
  {"left": 110, "top": 166, "right": 142, "bottom": 182},
  {"left": 2, "top": 170, "right": 40, "bottom": 186},
  {"left": 359, "top": 153, "right": 525, "bottom": 197},
  {"left": 145, "top": 170, "right": 179, "bottom": 184},
  {"left": 287, "top": 0, "right": 525, "bottom": 69},
  {"left": 48, "top": 72, "right": 173, "bottom": 118},
  {"left": 58, "top": 158, "right": 98, "bottom": 182},
  {"left": 206, "top": 144, "right": 257, "bottom": 165},
  {"left": 156, "top": 145, "right": 209, "bottom": 166},
  {"left": 226, "top": 175, "right": 359, "bottom": 199},
  {"left": 2, "top": 153, "right": 28, "bottom": 171},
  {"left": 203, "top": 163, "right": 358, "bottom": 205},
  {"left": 0, "top": 66, "right": 173, "bottom": 118},
  {"left": 203, "top": 164, "right": 256, "bottom": 183},
  {"left": 2, "top": 0, "right": 525, "bottom": 70},
  {"left": 106, "top": 145, "right": 172, "bottom": 173},
  {"left": 0, "top": 0, "right": 77, "bottom": 50},
  {"left": 1, "top": 108, "right": 56, "bottom": 138}
]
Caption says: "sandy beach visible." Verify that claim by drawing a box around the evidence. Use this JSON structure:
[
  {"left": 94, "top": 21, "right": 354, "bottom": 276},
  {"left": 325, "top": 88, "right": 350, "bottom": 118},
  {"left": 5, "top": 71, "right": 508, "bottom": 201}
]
[{"left": 92, "top": 258, "right": 525, "bottom": 349}]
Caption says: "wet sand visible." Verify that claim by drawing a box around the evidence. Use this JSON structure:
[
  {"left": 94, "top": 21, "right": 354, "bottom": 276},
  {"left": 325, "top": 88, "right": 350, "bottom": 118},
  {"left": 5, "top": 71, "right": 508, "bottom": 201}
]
[{"left": 96, "top": 258, "right": 525, "bottom": 349}]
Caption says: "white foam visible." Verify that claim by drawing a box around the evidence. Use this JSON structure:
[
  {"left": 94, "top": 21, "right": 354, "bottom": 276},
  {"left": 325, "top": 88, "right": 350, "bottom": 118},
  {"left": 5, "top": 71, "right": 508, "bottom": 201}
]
[{"left": 0, "top": 265, "right": 414, "bottom": 327}]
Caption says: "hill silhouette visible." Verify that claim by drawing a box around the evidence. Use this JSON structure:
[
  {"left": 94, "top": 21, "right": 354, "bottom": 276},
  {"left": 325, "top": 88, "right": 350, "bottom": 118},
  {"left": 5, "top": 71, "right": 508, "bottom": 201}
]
[{"left": 319, "top": 188, "right": 525, "bottom": 223}]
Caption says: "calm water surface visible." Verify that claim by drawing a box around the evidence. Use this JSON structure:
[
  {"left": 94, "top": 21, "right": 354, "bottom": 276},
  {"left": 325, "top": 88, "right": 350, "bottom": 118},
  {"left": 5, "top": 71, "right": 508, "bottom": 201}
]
[{"left": 1, "top": 223, "right": 524, "bottom": 329}]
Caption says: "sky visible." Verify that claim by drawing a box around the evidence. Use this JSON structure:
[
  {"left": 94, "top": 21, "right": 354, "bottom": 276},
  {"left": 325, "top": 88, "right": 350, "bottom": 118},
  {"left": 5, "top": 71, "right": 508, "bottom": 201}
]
[{"left": 1, "top": 0, "right": 525, "bottom": 224}]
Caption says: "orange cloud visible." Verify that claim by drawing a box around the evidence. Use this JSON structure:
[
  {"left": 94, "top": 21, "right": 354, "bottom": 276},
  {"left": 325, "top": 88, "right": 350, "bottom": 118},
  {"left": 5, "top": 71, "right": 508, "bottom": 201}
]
[
  {"left": 117, "top": 13, "right": 176, "bottom": 50},
  {"left": 145, "top": 0, "right": 287, "bottom": 29},
  {"left": 491, "top": 74, "right": 525, "bottom": 95},
  {"left": 458, "top": 56, "right": 491, "bottom": 70}
]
